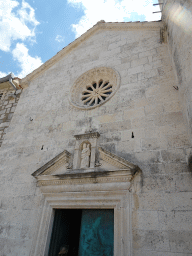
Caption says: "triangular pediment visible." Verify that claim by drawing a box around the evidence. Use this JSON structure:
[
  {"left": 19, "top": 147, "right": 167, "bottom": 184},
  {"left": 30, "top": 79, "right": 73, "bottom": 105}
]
[
  {"left": 32, "top": 150, "right": 71, "bottom": 177},
  {"left": 32, "top": 147, "right": 138, "bottom": 178},
  {"left": 98, "top": 147, "right": 136, "bottom": 172}
]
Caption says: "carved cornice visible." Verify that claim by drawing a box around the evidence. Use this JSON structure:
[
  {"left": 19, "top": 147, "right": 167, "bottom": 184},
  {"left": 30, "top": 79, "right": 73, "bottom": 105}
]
[
  {"left": 74, "top": 132, "right": 100, "bottom": 140},
  {"left": 32, "top": 144, "right": 140, "bottom": 190},
  {"left": 99, "top": 147, "right": 138, "bottom": 172},
  {"left": 32, "top": 150, "right": 71, "bottom": 177},
  {"left": 36, "top": 169, "right": 133, "bottom": 187},
  {"left": 21, "top": 21, "right": 162, "bottom": 87}
]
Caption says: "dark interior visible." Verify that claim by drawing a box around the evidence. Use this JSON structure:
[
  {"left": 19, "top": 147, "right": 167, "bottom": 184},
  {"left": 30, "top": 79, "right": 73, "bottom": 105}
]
[{"left": 48, "top": 209, "right": 82, "bottom": 256}]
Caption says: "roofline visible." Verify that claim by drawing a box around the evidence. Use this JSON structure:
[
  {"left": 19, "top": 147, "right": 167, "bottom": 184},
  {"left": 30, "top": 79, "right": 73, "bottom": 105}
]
[
  {"left": 0, "top": 73, "right": 20, "bottom": 91},
  {"left": 21, "top": 20, "right": 162, "bottom": 87},
  {"left": 0, "top": 73, "right": 14, "bottom": 83}
]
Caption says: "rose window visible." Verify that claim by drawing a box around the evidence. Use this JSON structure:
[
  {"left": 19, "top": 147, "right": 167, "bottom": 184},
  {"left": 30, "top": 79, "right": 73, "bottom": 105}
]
[
  {"left": 81, "top": 80, "right": 113, "bottom": 106},
  {"left": 70, "top": 67, "right": 120, "bottom": 110}
]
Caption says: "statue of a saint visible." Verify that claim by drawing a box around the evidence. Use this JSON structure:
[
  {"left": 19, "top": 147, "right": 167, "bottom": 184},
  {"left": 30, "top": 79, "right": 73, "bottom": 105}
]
[{"left": 80, "top": 143, "right": 91, "bottom": 168}]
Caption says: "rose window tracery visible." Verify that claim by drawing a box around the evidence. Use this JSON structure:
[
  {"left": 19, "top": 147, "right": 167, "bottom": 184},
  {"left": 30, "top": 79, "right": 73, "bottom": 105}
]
[
  {"left": 81, "top": 80, "right": 113, "bottom": 107},
  {"left": 70, "top": 67, "right": 120, "bottom": 110}
]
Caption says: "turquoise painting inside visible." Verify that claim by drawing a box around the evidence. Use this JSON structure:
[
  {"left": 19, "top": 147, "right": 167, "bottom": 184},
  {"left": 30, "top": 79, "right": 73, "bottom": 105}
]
[{"left": 48, "top": 209, "right": 114, "bottom": 256}]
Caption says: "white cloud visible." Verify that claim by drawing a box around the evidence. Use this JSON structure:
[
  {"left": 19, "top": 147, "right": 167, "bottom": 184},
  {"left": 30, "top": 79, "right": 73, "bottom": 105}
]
[
  {"left": 0, "top": 0, "right": 39, "bottom": 52},
  {"left": 0, "top": 0, "right": 43, "bottom": 78},
  {"left": 55, "top": 35, "right": 65, "bottom": 43},
  {"left": 0, "top": 71, "right": 8, "bottom": 77},
  {"left": 12, "top": 43, "right": 43, "bottom": 78},
  {"left": 68, "top": 0, "right": 161, "bottom": 38}
]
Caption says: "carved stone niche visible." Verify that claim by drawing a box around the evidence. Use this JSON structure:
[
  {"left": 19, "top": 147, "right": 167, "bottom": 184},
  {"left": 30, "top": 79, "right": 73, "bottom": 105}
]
[
  {"left": 73, "top": 132, "right": 100, "bottom": 169},
  {"left": 31, "top": 132, "right": 141, "bottom": 256}
]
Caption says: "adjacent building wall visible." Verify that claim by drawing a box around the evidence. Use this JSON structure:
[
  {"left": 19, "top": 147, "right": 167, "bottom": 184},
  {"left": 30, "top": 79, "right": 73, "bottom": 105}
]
[
  {"left": 0, "top": 87, "right": 22, "bottom": 147},
  {"left": 162, "top": 0, "right": 192, "bottom": 143},
  {"left": 0, "top": 24, "right": 192, "bottom": 255}
]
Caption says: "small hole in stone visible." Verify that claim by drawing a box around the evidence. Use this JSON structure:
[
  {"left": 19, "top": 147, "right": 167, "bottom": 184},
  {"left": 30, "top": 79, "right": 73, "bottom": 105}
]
[
  {"left": 132, "top": 132, "right": 134, "bottom": 138},
  {"left": 101, "top": 96, "right": 106, "bottom": 100},
  {"left": 83, "top": 92, "right": 90, "bottom": 95},
  {"left": 41, "top": 145, "right": 44, "bottom": 150}
]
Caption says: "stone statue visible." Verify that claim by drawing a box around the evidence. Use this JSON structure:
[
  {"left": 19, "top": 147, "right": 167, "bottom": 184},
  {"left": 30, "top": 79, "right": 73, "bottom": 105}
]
[{"left": 80, "top": 143, "right": 91, "bottom": 168}]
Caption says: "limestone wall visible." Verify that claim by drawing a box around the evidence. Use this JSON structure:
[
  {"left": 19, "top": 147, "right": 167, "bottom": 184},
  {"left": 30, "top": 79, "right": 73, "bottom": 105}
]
[
  {"left": 162, "top": 0, "right": 192, "bottom": 143},
  {"left": 0, "top": 88, "right": 22, "bottom": 147},
  {"left": 0, "top": 25, "right": 192, "bottom": 255}
]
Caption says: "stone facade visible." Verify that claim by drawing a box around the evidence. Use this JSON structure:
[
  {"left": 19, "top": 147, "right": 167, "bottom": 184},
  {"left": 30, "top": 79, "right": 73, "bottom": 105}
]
[
  {"left": 0, "top": 87, "right": 22, "bottom": 147},
  {"left": 0, "top": 11, "right": 192, "bottom": 256},
  {"left": 161, "top": 0, "right": 192, "bottom": 142}
]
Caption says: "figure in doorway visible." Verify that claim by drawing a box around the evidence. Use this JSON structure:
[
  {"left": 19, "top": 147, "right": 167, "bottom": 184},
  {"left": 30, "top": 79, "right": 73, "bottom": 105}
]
[
  {"left": 58, "top": 245, "right": 69, "bottom": 256},
  {"left": 80, "top": 143, "right": 91, "bottom": 168}
]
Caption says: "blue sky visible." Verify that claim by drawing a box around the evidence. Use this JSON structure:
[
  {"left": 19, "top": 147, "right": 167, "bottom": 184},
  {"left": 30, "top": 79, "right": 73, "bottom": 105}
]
[{"left": 0, "top": 0, "right": 161, "bottom": 78}]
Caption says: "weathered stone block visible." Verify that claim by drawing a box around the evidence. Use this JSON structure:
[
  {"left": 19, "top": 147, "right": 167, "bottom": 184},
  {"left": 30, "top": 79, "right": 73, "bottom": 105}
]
[
  {"left": 167, "top": 134, "right": 190, "bottom": 149},
  {"left": 154, "top": 112, "right": 184, "bottom": 127},
  {"left": 128, "top": 65, "right": 144, "bottom": 75},
  {"left": 139, "top": 49, "right": 157, "bottom": 58},
  {"left": 132, "top": 116, "right": 154, "bottom": 129},
  {"left": 164, "top": 101, "right": 182, "bottom": 113},
  {"left": 168, "top": 230, "right": 192, "bottom": 253},
  {"left": 138, "top": 69, "right": 158, "bottom": 80},
  {"left": 123, "top": 108, "right": 145, "bottom": 120},
  {"left": 158, "top": 210, "right": 192, "bottom": 231},
  {"left": 161, "top": 148, "right": 186, "bottom": 163},
  {"left": 132, "top": 210, "right": 159, "bottom": 230},
  {"left": 145, "top": 104, "right": 164, "bottom": 116},
  {"left": 108, "top": 39, "right": 126, "bottom": 50},
  {"left": 135, "top": 150, "right": 161, "bottom": 164},
  {"left": 142, "top": 137, "right": 167, "bottom": 150},
  {"left": 121, "top": 54, "right": 138, "bottom": 64},
  {"left": 100, "top": 120, "right": 131, "bottom": 132},
  {"left": 95, "top": 112, "right": 123, "bottom": 124},
  {"left": 131, "top": 57, "right": 148, "bottom": 68},
  {"left": 133, "top": 230, "right": 170, "bottom": 252}
]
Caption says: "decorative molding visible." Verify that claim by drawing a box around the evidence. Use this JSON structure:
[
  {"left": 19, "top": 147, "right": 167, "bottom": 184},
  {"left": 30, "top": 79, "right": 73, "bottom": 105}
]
[
  {"left": 99, "top": 147, "right": 138, "bottom": 172},
  {"left": 34, "top": 162, "right": 139, "bottom": 189},
  {"left": 31, "top": 143, "right": 142, "bottom": 255},
  {"left": 32, "top": 150, "right": 71, "bottom": 177},
  {"left": 70, "top": 67, "right": 120, "bottom": 110},
  {"left": 37, "top": 171, "right": 133, "bottom": 187},
  {"left": 21, "top": 21, "right": 162, "bottom": 87},
  {"left": 32, "top": 144, "right": 140, "bottom": 180},
  {"left": 31, "top": 189, "right": 133, "bottom": 256}
]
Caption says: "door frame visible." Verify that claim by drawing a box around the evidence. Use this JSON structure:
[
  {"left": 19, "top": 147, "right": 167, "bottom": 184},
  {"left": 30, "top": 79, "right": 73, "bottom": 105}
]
[{"left": 30, "top": 176, "right": 134, "bottom": 256}]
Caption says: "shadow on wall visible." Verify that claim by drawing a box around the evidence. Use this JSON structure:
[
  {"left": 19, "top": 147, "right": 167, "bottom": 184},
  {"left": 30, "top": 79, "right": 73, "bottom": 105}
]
[{"left": 188, "top": 155, "right": 192, "bottom": 172}]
